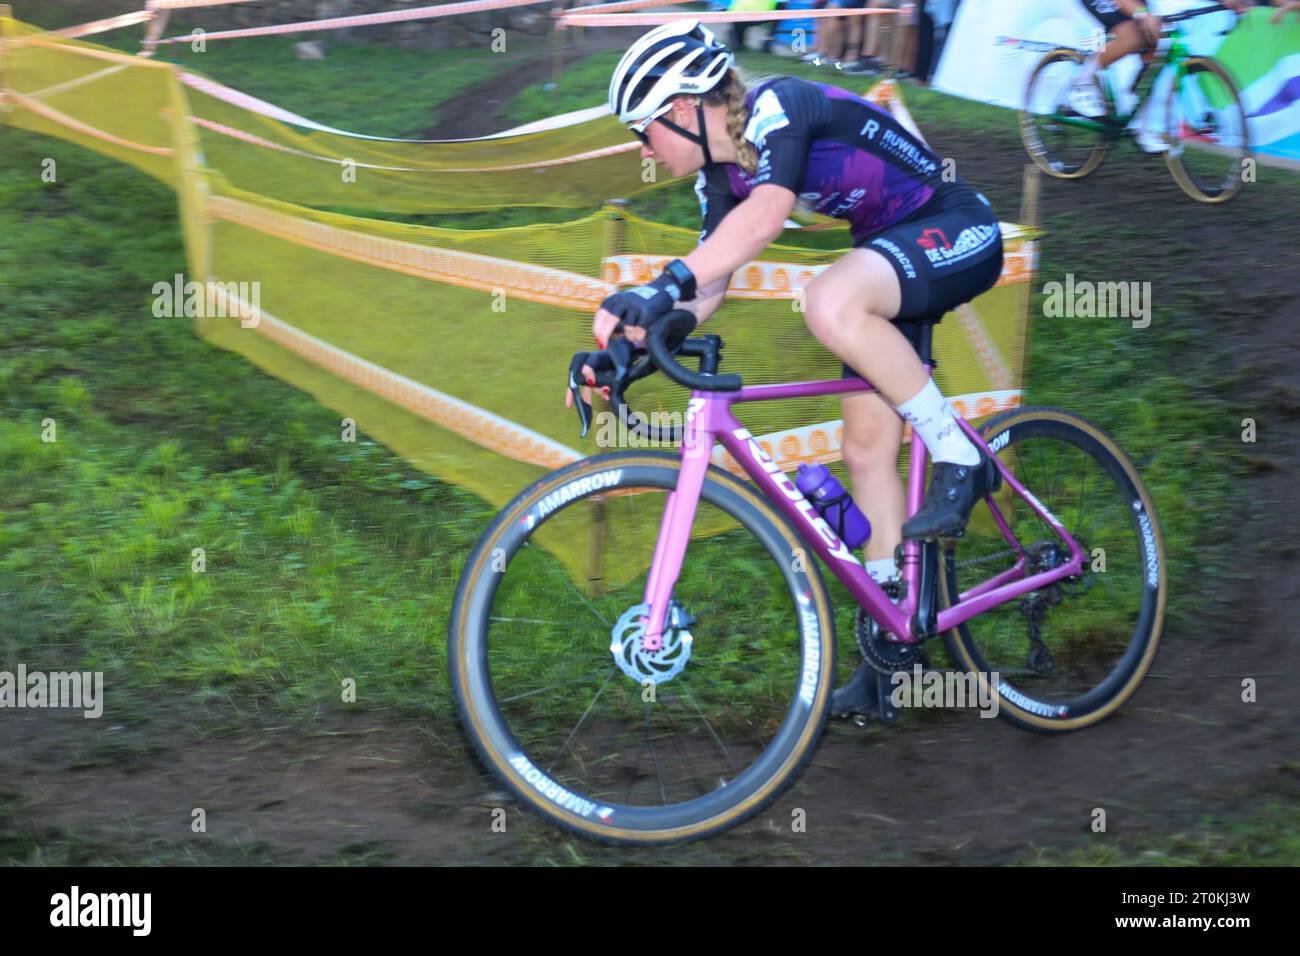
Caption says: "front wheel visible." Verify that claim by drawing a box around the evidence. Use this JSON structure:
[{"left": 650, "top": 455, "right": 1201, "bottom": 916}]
[
  {"left": 449, "top": 451, "right": 837, "bottom": 845},
  {"left": 940, "top": 407, "right": 1167, "bottom": 734}
]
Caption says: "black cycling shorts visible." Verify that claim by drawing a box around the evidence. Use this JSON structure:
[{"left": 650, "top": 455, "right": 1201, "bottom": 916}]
[
  {"left": 844, "top": 187, "right": 1004, "bottom": 377},
  {"left": 1082, "top": 0, "right": 1131, "bottom": 31}
]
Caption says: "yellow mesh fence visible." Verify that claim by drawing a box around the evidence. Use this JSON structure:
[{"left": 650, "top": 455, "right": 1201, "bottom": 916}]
[
  {"left": 181, "top": 73, "right": 655, "bottom": 213},
  {"left": 1, "top": 19, "right": 178, "bottom": 186},
  {"left": 1, "top": 15, "right": 1037, "bottom": 592}
]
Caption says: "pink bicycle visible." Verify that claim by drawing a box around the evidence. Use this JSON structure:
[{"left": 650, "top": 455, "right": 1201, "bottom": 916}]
[{"left": 449, "top": 312, "right": 1167, "bottom": 844}]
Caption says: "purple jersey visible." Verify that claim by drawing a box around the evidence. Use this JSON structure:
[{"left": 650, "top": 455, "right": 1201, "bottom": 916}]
[{"left": 695, "top": 76, "right": 959, "bottom": 245}]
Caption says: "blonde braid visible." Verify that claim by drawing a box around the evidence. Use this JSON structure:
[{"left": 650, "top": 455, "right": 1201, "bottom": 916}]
[{"left": 702, "top": 68, "right": 772, "bottom": 176}]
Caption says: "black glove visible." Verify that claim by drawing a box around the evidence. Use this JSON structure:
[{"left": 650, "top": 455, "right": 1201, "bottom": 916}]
[
  {"left": 567, "top": 338, "right": 649, "bottom": 438},
  {"left": 599, "top": 260, "right": 697, "bottom": 332},
  {"left": 572, "top": 338, "right": 641, "bottom": 391}
]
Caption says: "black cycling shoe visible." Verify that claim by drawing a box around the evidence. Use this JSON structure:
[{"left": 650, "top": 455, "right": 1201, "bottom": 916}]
[
  {"left": 830, "top": 658, "right": 878, "bottom": 718},
  {"left": 900, "top": 451, "right": 1002, "bottom": 540}
]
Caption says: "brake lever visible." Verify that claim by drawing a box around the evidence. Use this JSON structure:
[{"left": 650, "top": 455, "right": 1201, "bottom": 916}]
[
  {"left": 567, "top": 323, "right": 660, "bottom": 439},
  {"left": 607, "top": 335, "right": 637, "bottom": 383},
  {"left": 567, "top": 352, "right": 594, "bottom": 438}
]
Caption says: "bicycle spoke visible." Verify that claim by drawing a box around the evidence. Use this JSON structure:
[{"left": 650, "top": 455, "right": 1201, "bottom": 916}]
[
  {"left": 490, "top": 616, "right": 577, "bottom": 626},
  {"left": 560, "top": 572, "right": 613, "bottom": 630},
  {"left": 457, "top": 462, "right": 831, "bottom": 841},
  {"left": 655, "top": 697, "right": 710, "bottom": 799},
  {"left": 679, "top": 681, "right": 742, "bottom": 777},
  {"left": 945, "top": 414, "right": 1163, "bottom": 722},
  {"left": 546, "top": 670, "right": 617, "bottom": 775},
  {"left": 497, "top": 668, "right": 612, "bottom": 704}
]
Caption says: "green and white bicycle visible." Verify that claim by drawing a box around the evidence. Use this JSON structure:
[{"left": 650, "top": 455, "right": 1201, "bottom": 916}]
[{"left": 1020, "top": 2, "right": 1250, "bottom": 204}]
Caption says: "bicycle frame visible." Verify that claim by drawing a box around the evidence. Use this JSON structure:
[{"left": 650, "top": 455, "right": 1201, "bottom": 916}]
[
  {"left": 1043, "top": 31, "right": 1184, "bottom": 139},
  {"left": 636, "top": 373, "right": 1088, "bottom": 650},
  {"left": 1099, "top": 27, "right": 1191, "bottom": 128}
]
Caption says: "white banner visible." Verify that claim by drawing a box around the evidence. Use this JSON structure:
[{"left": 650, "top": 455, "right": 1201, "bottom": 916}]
[{"left": 933, "top": 0, "right": 1237, "bottom": 111}]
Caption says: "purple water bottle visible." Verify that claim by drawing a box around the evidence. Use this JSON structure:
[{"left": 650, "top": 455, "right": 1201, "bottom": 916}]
[{"left": 795, "top": 463, "right": 871, "bottom": 548}]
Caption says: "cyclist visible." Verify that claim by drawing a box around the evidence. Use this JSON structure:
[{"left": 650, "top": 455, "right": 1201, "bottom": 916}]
[
  {"left": 1071, "top": 0, "right": 1248, "bottom": 149},
  {"left": 570, "top": 21, "right": 1004, "bottom": 592}
]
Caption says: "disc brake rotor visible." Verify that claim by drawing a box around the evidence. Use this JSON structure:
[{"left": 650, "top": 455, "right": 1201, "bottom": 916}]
[{"left": 610, "top": 602, "right": 694, "bottom": 685}]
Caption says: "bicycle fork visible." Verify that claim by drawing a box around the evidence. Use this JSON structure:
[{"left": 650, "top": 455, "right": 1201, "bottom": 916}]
[{"left": 639, "top": 397, "right": 713, "bottom": 652}]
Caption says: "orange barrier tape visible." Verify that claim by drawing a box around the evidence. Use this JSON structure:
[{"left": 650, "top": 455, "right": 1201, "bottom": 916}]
[
  {"left": 604, "top": 233, "right": 1035, "bottom": 299},
  {"left": 148, "top": 0, "right": 261, "bottom": 9},
  {"left": 53, "top": 10, "right": 154, "bottom": 39},
  {"left": 6, "top": 33, "right": 173, "bottom": 68},
  {"left": 955, "top": 303, "right": 1013, "bottom": 391},
  {"left": 210, "top": 196, "right": 1032, "bottom": 318},
  {"left": 561, "top": 9, "right": 904, "bottom": 27},
  {"left": 156, "top": 0, "right": 552, "bottom": 43},
  {"left": 5, "top": 90, "right": 174, "bottom": 156},
  {"left": 560, "top": 0, "right": 675, "bottom": 15},
  {"left": 209, "top": 196, "right": 615, "bottom": 310}
]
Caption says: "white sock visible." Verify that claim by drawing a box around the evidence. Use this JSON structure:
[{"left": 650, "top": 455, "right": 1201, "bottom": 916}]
[
  {"left": 866, "top": 557, "right": 899, "bottom": 588},
  {"left": 1077, "top": 53, "right": 1103, "bottom": 83},
  {"left": 895, "top": 379, "right": 980, "bottom": 466}
]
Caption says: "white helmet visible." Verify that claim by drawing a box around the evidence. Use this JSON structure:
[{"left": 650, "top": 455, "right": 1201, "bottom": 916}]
[{"left": 608, "top": 20, "right": 735, "bottom": 131}]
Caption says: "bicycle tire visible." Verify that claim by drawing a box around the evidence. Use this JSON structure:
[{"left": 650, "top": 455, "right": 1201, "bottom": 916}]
[
  {"left": 1020, "top": 48, "right": 1109, "bottom": 180},
  {"left": 449, "top": 451, "right": 837, "bottom": 845},
  {"left": 1164, "top": 55, "right": 1250, "bottom": 204},
  {"left": 939, "top": 406, "right": 1167, "bottom": 734}
]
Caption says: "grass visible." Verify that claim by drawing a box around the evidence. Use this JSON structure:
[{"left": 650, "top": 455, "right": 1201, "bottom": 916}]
[
  {"left": 7, "top": 1, "right": 539, "bottom": 137},
  {"left": 1020, "top": 800, "right": 1300, "bottom": 866},
  {"left": 0, "top": 124, "right": 495, "bottom": 722},
  {"left": 2, "top": 5, "right": 1298, "bottom": 864}
]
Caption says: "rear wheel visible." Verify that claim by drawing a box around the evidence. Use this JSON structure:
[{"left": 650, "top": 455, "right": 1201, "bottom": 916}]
[
  {"left": 449, "top": 451, "right": 836, "bottom": 844},
  {"left": 940, "top": 407, "right": 1166, "bottom": 733},
  {"left": 1021, "top": 48, "right": 1110, "bottom": 180}
]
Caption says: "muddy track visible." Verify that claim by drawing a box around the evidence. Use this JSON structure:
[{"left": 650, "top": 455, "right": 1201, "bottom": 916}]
[{"left": 3, "top": 90, "right": 1298, "bottom": 867}]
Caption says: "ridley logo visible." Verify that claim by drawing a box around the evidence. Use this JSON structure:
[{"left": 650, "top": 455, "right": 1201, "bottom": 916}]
[
  {"left": 733, "top": 427, "right": 860, "bottom": 567},
  {"left": 916, "top": 228, "right": 951, "bottom": 251}
]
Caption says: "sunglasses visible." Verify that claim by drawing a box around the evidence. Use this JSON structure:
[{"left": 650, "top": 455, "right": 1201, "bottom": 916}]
[{"left": 627, "top": 103, "right": 674, "bottom": 146}]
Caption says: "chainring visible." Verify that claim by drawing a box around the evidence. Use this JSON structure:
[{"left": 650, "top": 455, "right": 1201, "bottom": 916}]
[{"left": 854, "top": 605, "right": 927, "bottom": 676}]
